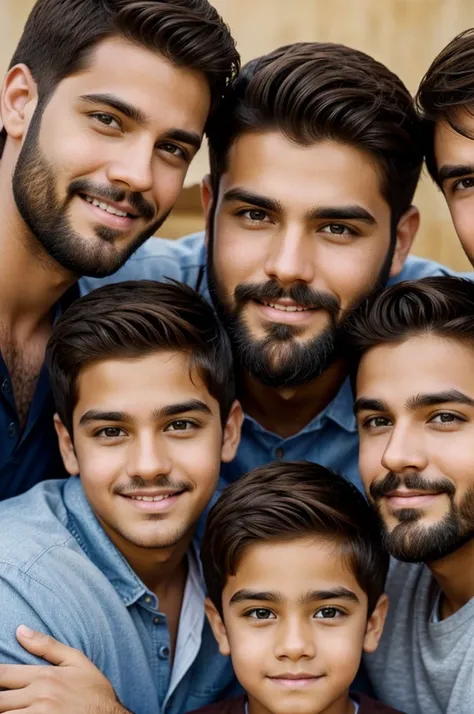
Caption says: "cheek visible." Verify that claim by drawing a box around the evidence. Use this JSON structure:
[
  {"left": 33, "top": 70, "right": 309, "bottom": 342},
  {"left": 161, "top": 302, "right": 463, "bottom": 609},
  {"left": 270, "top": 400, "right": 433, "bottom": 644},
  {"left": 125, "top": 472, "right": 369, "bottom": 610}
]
[
  {"left": 212, "top": 223, "right": 266, "bottom": 287},
  {"left": 151, "top": 163, "right": 187, "bottom": 213},
  {"left": 358, "top": 435, "right": 386, "bottom": 480},
  {"left": 449, "top": 200, "right": 474, "bottom": 246},
  {"left": 226, "top": 625, "right": 270, "bottom": 683}
]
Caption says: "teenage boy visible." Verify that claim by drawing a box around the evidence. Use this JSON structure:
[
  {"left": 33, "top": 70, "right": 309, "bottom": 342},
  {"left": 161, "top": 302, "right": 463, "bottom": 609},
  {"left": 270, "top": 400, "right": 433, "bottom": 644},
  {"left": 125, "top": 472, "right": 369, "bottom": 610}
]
[
  {"left": 349, "top": 277, "right": 474, "bottom": 714},
  {"left": 87, "top": 41, "right": 468, "bottom": 495},
  {"left": 0, "top": 280, "right": 242, "bottom": 714},
  {"left": 0, "top": 0, "right": 238, "bottom": 496},
  {"left": 192, "top": 461, "right": 403, "bottom": 714},
  {"left": 417, "top": 29, "right": 474, "bottom": 266}
]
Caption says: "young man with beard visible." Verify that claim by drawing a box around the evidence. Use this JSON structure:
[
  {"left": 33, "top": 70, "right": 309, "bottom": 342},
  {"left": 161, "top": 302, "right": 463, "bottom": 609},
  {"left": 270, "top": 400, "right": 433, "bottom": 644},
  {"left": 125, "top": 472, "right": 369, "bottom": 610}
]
[
  {"left": 349, "top": 277, "right": 474, "bottom": 714},
  {"left": 416, "top": 29, "right": 474, "bottom": 267},
  {"left": 86, "top": 41, "right": 469, "bottom": 496},
  {"left": 0, "top": 280, "right": 242, "bottom": 714},
  {"left": 0, "top": 0, "right": 238, "bottom": 498}
]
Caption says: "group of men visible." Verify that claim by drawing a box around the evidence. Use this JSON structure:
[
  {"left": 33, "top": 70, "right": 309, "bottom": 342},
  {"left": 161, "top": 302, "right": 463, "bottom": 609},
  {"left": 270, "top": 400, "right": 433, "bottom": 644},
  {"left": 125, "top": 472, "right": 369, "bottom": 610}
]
[{"left": 0, "top": 0, "right": 472, "bottom": 713}]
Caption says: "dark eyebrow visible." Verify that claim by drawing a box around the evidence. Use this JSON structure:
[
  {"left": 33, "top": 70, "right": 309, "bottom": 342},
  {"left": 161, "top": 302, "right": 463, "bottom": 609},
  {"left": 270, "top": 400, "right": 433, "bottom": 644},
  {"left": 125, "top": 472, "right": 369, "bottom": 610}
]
[
  {"left": 79, "top": 410, "right": 132, "bottom": 426},
  {"left": 406, "top": 390, "right": 474, "bottom": 410},
  {"left": 438, "top": 164, "right": 474, "bottom": 185},
  {"left": 354, "top": 397, "right": 388, "bottom": 415},
  {"left": 222, "top": 188, "right": 282, "bottom": 213},
  {"left": 229, "top": 590, "right": 282, "bottom": 605},
  {"left": 299, "top": 588, "right": 360, "bottom": 605},
  {"left": 152, "top": 399, "right": 213, "bottom": 419},
  {"left": 79, "top": 93, "right": 148, "bottom": 126},
  {"left": 306, "top": 206, "right": 377, "bottom": 224}
]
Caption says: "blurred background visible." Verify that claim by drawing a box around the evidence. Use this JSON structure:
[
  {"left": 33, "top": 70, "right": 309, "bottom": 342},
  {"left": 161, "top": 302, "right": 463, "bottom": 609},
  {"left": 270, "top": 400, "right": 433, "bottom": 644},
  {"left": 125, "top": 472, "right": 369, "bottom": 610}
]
[{"left": 1, "top": 0, "right": 473, "bottom": 269}]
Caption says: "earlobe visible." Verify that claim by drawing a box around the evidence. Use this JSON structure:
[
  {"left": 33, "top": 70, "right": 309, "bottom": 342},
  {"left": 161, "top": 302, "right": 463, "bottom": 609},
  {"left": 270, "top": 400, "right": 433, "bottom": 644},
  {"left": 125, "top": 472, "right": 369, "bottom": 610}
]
[
  {"left": 363, "top": 593, "right": 389, "bottom": 654},
  {"left": 205, "top": 598, "right": 231, "bottom": 656},
  {"left": 1, "top": 64, "right": 39, "bottom": 143},
  {"left": 389, "top": 206, "right": 420, "bottom": 277},
  {"left": 53, "top": 414, "right": 80, "bottom": 476},
  {"left": 221, "top": 400, "right": 243, "bottom": 463}
]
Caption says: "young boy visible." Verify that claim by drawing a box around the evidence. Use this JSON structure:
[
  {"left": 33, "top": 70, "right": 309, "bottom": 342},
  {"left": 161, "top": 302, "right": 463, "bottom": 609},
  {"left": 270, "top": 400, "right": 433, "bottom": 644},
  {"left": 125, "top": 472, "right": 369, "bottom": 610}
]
[{"left": 195, "top": 460, "right": 405, "bottom": 714}]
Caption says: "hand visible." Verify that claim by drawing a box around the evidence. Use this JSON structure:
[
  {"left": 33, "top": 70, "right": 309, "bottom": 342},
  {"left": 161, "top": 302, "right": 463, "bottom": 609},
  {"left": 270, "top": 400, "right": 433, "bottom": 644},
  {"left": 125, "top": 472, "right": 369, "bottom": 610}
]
[{"left": 0, "top": 625, "right": 132, "bottom": 713}]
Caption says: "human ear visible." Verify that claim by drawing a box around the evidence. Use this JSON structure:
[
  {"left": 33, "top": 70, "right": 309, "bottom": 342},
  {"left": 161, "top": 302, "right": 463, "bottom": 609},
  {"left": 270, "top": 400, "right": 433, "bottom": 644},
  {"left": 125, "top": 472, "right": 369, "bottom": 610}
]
[
  {"left": 220, "top": 400, "right": 243, "bottom": 463},
  {"left": 54, "top": 414, "right": 80, "bottom": 475},
  {"left": 363, "top": 593, "right": 389, "bottom": 654},
  {"left": 1, "top": 64, "right": 39, "bottom": 143},
  {"left": 389, "top": 206, "right": 420, "bottom": 277},
  {"left": 205, "top": 597, "right": 231, "bottom": 656}
]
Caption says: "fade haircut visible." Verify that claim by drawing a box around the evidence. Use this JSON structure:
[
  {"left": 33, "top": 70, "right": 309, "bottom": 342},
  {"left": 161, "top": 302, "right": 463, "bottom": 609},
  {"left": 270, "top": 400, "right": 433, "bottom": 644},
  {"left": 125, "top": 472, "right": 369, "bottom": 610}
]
[
  {"left": 46, "top": 280, "right": 235, "bottom": 436},
  {"left": 345, "top": 276, "right": 474, "bottom": 368},
  {"left": 416, "top": 29, "right": 474, "bottom": 183},
  {"left": 207, "top": 42, "right": 423, "bottom": 224},
  {"left": 201, "top": 461, "right": 389, "bottom": 617},
  {"left": 0, "top": 0, "right": 239, "bottom": 154}
]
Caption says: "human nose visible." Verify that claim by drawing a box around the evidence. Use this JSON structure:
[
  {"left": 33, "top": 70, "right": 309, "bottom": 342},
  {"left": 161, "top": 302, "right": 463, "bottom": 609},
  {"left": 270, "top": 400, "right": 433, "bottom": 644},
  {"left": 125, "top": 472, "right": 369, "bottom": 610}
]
[
  {"left": 126, "top": 433, "right": 172, "bottom": 481},
  {"left": 106, "top": 136, "right": 154, "bottom": 194},
  {"left": 264, "top": 228, "right": 315, "bottom": 286},
  {"left": 274, "top": 616, "right": 316, "bottom": 661},
  {"left": 381, "top": 422, "right": 428, "bottom": 474}
]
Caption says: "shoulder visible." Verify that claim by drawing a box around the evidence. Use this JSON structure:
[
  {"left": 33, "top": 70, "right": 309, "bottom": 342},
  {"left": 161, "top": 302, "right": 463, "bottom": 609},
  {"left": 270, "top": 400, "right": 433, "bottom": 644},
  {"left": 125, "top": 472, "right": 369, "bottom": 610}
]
[
  {"left": 188, "top": 695, "right": 245, "bottom": 714},
  {"left": 390, "top": 255, "right": 474, "bottom": 283},
  {"left": 79, "top": 232, "right": 207, "bottom": 294},
  {"left": 356, "top": 692, "right": 407, "bottom": 713}
]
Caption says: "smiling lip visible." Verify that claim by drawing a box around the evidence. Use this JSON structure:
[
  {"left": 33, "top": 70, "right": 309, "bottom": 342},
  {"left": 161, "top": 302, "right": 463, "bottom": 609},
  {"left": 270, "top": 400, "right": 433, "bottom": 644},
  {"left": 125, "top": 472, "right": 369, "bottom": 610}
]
[
  {"left": 267, "top": 674, "right": 323, "bottom": 688},
  {"left": 385, "top": 490, "right": 444, "bottom": 509},
  {"left": 119, "top": 490, "right": 185, "bottom": 512},
  {"left": 80, "top": 194, "right": 140, "bottom": 231},
  {"left": 255, "top": 299, "right": 318, "bottom": 325},
  {"left": 82, "top": 193, "right": 139, "bottom": 217}
]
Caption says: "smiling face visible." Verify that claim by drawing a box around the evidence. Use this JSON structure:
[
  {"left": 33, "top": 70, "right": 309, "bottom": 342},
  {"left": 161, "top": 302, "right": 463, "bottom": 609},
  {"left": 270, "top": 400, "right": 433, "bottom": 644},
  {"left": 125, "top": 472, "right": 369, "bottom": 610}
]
[
  {"left": 55, "top": 351, "right": 240, "bottom": 558},
  {"left": 205, "top": 131, "right": 417, "bottom": 387},
  {"left": 356, "top": 333, "right": 474, "bottom": 563},
  {"left": 12, "top": 37, "right": 209, "bottom": 277},
  {"left": 434, "top": 111, "right": 474, "bottom": 266},
  {"left": 205, "top": 536, "right": 386, "bottom": 714}
]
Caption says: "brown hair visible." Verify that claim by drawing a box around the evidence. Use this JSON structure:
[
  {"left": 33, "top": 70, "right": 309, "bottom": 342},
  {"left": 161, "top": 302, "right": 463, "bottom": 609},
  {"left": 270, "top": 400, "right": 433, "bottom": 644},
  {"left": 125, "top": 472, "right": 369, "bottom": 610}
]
[
  {"left": 0, "top": 0, "right": 239, "bottom": 153},
  {"left": 416, "top": 29, "right": 474, "bottom": 183},
  {"left": 207, "top": 42, "right": 422, "bottom": 222},
  {"left": 46, "top": 280, "right": 235, "bottom": 436},
  {"left": 201, "top": 460, "right": 388, "bottom": 617}
]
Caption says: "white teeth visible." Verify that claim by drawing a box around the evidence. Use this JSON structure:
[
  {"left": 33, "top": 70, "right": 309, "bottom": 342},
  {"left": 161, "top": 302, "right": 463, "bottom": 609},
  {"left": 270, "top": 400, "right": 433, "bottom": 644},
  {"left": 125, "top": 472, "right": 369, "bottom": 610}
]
[
  {"left": 84, "top": 195, "right": 128, "bottom": 218},
  {"left": 263, "top": 302, "right": 310, "bottom": 313},
  {"left": 129, "top": 494, "right": 173, "bottom": 502}
]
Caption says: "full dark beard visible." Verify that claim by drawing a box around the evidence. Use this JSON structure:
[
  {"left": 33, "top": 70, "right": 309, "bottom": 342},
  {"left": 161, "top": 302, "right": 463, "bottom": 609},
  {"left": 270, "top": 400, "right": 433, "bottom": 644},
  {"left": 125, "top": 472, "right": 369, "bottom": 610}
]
[
  {"left": 371, "top": 471, "right": 474, "bottom": 562},
  {"left": 12, "top": 106, "right": 168, "bottom": 278}
]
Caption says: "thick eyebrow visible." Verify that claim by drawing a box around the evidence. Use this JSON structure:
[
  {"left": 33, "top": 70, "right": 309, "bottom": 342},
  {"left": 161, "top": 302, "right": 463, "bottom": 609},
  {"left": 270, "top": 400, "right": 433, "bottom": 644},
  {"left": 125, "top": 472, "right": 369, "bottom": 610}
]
[
  {"left": 223, "top": 188, "right": 282, "bottom": 213},
  {"left": 354, "top": 397, "right": 388, "bottom": 415},
  {"left": 299, "top": 587, "right": 360, "bottom": 605},
  {"left": 79, "top": 410, "right": 132, "bottom": 426},
  {"left": 406, "top": 390, "right": 474, "bottom": 410},
  {"left": 306, "top": 206, "right": 376, "bottom": 224},
  {"left": 79, "top": 94, "right": 201, "bottom": 150},
  {"left": 151, "top": 399, "right": 212, "bottom": 419},
  {"left": 229, "top": 590, "right": 282, "bottom": 605},
  {"left": 438, "top": 164, "right": 474, "bottom": 185}
]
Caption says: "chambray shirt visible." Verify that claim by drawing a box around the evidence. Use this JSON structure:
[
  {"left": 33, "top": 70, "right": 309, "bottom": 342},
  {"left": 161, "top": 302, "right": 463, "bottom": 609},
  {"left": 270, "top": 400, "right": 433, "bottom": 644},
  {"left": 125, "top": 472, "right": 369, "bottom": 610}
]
[
  {"left": 81, "top": 232, "right": 470, "bottom": 495},
  {"left": 0, "top": 477, "right": 239, "bottom": 714}
]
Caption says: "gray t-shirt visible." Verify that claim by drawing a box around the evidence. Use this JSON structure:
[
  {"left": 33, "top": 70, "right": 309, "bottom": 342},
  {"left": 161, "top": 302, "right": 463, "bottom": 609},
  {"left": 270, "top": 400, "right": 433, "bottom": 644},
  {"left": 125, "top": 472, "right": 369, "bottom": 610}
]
[{"left": 365, "top": 559, "right": 474, "bottom": 714}]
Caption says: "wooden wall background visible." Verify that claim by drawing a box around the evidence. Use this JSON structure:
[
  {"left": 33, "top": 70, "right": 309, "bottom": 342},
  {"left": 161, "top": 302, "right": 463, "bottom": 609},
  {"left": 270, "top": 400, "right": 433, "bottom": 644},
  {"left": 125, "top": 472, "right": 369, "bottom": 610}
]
[{"left": 2, "top": 0, "right": 474, "bottom": 269}]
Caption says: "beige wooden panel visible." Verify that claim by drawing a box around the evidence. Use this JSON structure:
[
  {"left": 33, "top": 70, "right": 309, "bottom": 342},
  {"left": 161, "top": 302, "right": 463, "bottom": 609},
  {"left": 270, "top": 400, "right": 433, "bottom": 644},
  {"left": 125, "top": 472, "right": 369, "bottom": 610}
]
[{"left": 2, "top": 0, "right": 474, "bottom": 268}]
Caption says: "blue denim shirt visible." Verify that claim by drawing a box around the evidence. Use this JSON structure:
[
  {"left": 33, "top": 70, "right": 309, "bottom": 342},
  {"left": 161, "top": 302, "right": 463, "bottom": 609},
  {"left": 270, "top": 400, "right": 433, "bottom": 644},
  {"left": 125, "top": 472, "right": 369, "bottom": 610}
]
[
  {"left": 81, "top": 232, "right": 471, "bottom": 496},
  {"left": 0, "top": 478, "right": 239, "bottom": 714}
]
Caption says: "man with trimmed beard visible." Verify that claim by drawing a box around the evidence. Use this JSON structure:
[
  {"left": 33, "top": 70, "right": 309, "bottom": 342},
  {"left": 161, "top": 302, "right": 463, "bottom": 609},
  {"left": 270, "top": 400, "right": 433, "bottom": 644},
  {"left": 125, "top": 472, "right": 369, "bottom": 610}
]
[
  {"left": 86, "top": 41, "right": 470, "bottom": 496},
  {"left": 350, "top": 277, "right": 474, "bottom": 714}
]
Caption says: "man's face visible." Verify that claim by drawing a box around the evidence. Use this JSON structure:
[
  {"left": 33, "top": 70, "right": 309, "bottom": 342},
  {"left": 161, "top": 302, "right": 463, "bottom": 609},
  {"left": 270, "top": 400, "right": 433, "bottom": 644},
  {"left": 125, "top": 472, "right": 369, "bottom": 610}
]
[
  {"left": 434, "top": 111, "right": 474, "bottom": 266},
  {"left": 206, "top": 132, "right": 405, "bottom": 388},
  {"left": 56, "top": 351, "right": 239, "bottom": 556},
  {"left": 356, "top": 333, "right": 474, "bottom": 563},
  {"left": 208, "top": 537, "right": 384, "bottom": 714},
  {"left": 13, "top": 37, "right": 209, "bottom": 277}
]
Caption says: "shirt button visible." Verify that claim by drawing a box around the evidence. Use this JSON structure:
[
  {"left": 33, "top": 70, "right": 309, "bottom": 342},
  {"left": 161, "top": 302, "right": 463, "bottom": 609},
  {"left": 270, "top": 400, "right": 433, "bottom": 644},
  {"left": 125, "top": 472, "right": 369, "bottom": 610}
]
[
  {"left": 153, "top": 616, "right": 161, "bottom": 625},
  {"left": 2, "top": 379, "right": 10, "bottom": 394},
  {"left": 7, "top": 422, "right": 16, "bottom": 439},
  {"left": 275, "top": 447, "right": 284, "bottom": 459},
  {"left": 145, "top": 596, "right": 153, "bottom": 604},
  {"left": 158, "top": 645, "right": 170, "bottom": 660}
]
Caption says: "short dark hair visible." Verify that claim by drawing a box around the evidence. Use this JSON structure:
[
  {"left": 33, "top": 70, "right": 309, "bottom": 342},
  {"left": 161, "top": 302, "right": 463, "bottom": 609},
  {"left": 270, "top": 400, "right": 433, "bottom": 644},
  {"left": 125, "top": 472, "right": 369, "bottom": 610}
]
[
  {"left": 345, "top": 276, "right": 474, "bottom": 367},
  {"left": 207, "top": 42, "right": 422, "bottom": 222},
  {"left": 46, "top": 280, "right": 235, "bottom": 436},
  {"left": 201, "top": 461, "right": 389, "bottom": 617},
  {"left": 0, "top": 0, "right": 239, "bottom": 153},
  {"left": 416, "top": 29, "right": 474, "bottom": 183}
]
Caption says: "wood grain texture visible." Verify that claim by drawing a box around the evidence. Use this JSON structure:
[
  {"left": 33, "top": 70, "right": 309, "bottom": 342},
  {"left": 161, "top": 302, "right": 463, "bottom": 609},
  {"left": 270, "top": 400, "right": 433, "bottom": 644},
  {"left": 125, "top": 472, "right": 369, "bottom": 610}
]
[{"left": 2, "top": 0, "right": 474, "bottom": 268}]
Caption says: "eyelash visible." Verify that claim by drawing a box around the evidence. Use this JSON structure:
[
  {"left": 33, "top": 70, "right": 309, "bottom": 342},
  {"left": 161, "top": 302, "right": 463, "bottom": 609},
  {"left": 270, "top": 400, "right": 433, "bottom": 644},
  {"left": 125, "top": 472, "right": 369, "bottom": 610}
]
[
  {"left": 243, "top": 606, "right": 346, "bottom": 620},
  {"left": 90, "top": 113, "right": 122, "bottom": 131},
  {"left": 89, "top": 114, "right": 188, "bottom": 161},
  {"left": 235, "top": 210, "right": 359, "bottom": 236},
  {"left": 93, "top": 419, "right": 199, "bottom": 439},
  {"left": 452, "top": 177, "right": 474, "bottom": 192},
  {"left": 362, "top": 411, "right": 466, "bottom": 429}
]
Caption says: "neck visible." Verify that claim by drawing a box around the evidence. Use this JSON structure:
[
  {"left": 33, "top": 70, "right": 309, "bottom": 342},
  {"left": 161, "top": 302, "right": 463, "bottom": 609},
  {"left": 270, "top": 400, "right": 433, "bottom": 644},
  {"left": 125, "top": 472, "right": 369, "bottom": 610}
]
[
  {"left": 239, "top": 358, "right": 348, "bottom": 438},
  {"left": 0, "top": 157, "right": 75, "bottom": 333},
  {"left": 429, "top": 538, "right": 474, "bottom": 617},
  {"left": 248, "top": 688, "right": 355, "bottom": 714}
]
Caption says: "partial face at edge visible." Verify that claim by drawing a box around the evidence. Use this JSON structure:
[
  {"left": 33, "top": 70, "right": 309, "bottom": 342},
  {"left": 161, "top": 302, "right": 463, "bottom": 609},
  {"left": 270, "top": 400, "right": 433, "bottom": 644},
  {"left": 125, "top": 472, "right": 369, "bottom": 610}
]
[{"left": 356, "top": 333, "right": 474, "bottom": 562}]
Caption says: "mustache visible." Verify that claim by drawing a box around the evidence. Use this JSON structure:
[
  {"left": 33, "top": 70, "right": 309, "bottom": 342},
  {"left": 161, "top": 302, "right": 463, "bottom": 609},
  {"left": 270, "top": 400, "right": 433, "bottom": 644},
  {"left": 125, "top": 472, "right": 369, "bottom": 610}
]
[
  {"left": 234, "top": 281, "right": 340, "bottom": 314},
  {"left": 113, "top": 475, "right": 193, "bottom": 496},
  {"left": 370, "top": 471, "right": 455, "bottom": 501},
  {"left": 68, "top": 178, "right": 156, "bottom": 221}
]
